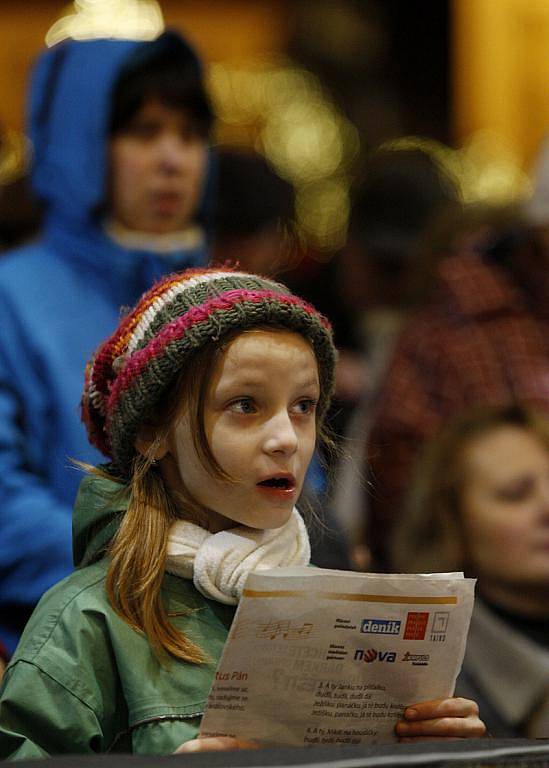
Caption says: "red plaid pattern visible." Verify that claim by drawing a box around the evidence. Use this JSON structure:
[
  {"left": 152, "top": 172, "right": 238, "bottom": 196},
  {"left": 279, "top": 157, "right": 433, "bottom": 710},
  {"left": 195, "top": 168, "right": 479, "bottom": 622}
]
[{"left": 367, "top": 251, "right": 549, "bottom": 567}]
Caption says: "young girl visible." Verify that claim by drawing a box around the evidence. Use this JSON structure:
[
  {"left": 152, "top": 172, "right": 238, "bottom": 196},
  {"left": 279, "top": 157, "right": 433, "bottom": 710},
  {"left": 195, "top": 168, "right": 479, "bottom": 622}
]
[{"left": 0, "top": 268, "right": 484, "bottom": 758}]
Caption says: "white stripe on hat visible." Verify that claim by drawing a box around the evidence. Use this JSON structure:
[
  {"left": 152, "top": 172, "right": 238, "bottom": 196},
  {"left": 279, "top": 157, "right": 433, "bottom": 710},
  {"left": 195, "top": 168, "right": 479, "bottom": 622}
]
[{"left": 125, "top": 271, "right": 252, "bottom": 358}]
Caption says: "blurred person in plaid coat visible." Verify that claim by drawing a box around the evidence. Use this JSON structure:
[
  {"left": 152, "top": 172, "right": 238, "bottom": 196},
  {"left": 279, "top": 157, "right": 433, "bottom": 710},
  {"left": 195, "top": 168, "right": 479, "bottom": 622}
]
[{"left": 365, "top": 197, "right": 549, "bottom": 570}]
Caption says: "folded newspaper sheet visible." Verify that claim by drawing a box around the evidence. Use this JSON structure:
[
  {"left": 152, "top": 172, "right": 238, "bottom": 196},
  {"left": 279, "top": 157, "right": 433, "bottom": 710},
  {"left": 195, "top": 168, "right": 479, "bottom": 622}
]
[{"left": 200, "top": 568, "right": 475, "bottom": 747}]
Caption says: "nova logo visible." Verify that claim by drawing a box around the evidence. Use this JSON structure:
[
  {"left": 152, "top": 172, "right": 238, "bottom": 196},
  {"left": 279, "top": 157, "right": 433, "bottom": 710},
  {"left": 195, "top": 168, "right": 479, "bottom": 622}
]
[
  {"left": 361, "top": 619, "right": 401, "bottom": 635},
  {"left": 354, "top": 648, "right": 397, "bottom": 663}
]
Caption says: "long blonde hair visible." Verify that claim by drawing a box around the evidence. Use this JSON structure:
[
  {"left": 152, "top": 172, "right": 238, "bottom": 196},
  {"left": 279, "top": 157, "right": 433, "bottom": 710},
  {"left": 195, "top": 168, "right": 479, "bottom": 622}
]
[{"left": 392, "top": 404, "right": 549, "bottom": 574}]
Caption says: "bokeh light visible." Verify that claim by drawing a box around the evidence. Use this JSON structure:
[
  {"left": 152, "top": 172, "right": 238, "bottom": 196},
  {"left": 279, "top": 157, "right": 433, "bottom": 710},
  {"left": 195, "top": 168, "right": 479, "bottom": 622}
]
[
  {"left": 296, "top": 178, "right": 351, "bottom": 252},
  {"left": 39, "top": 3, "right": 531, "bottom": 249},
  {"left": 209, "top": 60, "right": 359, "bottom": 252},
  {"left": 45, "top": 0, "right": 164, "bottom": 47},
  {"left": 382, "top": 132, "right": 531, "bottom": 205},
  {"left": 0, "top": 130, "right": 30, "bottom": 186}
]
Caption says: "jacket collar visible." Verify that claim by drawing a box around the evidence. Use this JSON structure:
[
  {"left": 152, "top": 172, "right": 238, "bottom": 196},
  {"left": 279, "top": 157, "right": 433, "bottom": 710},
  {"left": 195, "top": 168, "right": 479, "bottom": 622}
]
[
  {"left": 72, "top": 472, "right": 129, "bottom": 568},
  {"left": 43, "top": 214, "right": 208, "bottom": 307}
]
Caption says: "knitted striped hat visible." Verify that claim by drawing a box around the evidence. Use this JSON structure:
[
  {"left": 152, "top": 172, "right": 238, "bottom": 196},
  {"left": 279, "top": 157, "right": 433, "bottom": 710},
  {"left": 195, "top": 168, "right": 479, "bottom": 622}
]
[{"left": 82, "top": 267, "right": 336, "bottom": 475}]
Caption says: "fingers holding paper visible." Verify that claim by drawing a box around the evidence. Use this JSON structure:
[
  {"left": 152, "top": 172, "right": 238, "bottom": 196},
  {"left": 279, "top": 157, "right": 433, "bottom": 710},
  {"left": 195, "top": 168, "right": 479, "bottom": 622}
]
[
  {"left": 174, "top": 736, "right": 259, "bottom": 753},
  {"left": 395, "top": 697, "right": 486, "bottom": 741}
]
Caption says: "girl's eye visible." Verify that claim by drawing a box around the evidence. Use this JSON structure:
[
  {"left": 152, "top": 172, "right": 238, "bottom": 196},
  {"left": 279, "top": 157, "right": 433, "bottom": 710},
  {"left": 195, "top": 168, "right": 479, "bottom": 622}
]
[
  {"left": 292, "top": 399, "right": 317, "bottom": 416},
  {"left": 229, "top": 398, "right": 256, "bottom": 414}
]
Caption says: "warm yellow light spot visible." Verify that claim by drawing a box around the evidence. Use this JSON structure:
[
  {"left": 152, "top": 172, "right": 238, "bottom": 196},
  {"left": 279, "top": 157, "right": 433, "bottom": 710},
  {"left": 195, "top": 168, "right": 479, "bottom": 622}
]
[
  {"left": 296, "top": 178, "right": 350, "bottom": 251},
  {"left": 45, "top": 0, "right": 164, "bottom": 47},
  {"left": 209, "top": 59, "right": 359, "bottom": 252},
  {"left": 0, "top": 130, "right": 30, "bottom": 185},
  {"left": 263, "top": 101, "right": 343, "bottom": 182},
  {"left": 381, "top": 133, "right": 531, "bottom": 205},
  {"left": 458, "top": 130, "right": 532, "bottom": 204}
]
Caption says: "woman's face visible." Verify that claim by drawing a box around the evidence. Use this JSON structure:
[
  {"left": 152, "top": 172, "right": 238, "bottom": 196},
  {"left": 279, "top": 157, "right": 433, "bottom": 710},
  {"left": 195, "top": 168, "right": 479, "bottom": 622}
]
[
  {"left": 162, "top": 329, "right": 320, "bottom": 531},
  {"left": 461, "top": 425, "right": 549, "bottom": 597}
]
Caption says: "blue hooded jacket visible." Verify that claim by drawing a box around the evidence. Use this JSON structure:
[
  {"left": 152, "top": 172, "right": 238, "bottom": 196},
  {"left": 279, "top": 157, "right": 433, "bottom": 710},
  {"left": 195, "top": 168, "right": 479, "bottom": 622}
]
[{"left": 0, "top": 33, "right": 211, "bottom": 653}]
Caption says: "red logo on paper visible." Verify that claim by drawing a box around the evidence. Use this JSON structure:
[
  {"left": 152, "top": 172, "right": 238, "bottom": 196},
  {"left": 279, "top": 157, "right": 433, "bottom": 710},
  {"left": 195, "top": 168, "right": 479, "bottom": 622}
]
[{"left": 404, "top": 612, "right": 429, "bottom": 640}]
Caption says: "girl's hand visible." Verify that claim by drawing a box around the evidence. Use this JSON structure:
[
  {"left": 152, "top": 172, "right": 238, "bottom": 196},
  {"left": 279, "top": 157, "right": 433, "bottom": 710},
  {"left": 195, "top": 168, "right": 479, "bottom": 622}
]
[
  {"left": 174, "top": 736, "right": 259, "bottom": 753},
  {"left": 395, "top": 697, "right": 486, "bottom": 741}
]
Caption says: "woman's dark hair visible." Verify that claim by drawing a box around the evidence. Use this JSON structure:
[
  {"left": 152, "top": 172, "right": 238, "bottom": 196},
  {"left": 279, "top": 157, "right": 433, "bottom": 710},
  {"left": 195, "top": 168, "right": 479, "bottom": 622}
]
[
  {"left": 348, "top": 146, "right": 462, "bottom": 309},
  {"left": 214, "top": 148, "right": 295, "bottom": 238},
  {"left": 350, "top": 146, "right": 461, "bottom": 260},
  {"left": 109, "top": 34, "right": 213, "bottom": 138}
]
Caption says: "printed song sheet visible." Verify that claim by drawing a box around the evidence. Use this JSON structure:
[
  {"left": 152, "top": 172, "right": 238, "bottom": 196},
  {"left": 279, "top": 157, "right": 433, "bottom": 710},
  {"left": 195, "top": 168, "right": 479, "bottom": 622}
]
[{"left": 200, "top": 568, "right": 475, "bottom": 747}]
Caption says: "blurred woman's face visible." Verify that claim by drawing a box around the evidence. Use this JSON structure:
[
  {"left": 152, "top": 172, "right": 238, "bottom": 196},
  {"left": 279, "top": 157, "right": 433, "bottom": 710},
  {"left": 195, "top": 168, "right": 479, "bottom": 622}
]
[{"left": 461, "top": 426, "right": 549, "bottom": 604}]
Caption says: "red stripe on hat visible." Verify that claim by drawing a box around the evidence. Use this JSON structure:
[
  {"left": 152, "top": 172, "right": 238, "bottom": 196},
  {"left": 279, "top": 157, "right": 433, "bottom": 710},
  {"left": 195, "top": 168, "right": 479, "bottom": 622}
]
[
  {"left": 107, "top": 289, "right": 330, "bottom": 414},
  {"left": 95, "top": 268, "right": 213, "bottom": 390}
]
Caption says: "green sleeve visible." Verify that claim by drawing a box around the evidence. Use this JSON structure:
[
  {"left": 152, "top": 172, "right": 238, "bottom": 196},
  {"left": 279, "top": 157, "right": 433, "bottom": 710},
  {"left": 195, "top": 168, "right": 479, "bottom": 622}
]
[
  {"left": 0, "top": 660, "right": 104, "bottom": 759},
  {"left": 131, "top": 717, "right": 201, "bottom": 755}
]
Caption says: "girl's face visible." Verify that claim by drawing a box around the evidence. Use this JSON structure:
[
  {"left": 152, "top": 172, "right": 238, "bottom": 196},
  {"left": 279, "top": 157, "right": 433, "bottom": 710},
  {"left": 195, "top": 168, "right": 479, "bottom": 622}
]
[
  {"left": 460, "top": 426, "right": 549, "bottom": 594},
  {"left": 163, "top": 329, "right": 320, "bottom": 531}
]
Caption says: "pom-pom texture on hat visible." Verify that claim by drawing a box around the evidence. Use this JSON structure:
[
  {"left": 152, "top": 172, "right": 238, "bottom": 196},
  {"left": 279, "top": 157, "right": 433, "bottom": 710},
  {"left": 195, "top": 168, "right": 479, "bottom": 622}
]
[{"left": 82, "top": 267, "right": 336, "bottom": 475}]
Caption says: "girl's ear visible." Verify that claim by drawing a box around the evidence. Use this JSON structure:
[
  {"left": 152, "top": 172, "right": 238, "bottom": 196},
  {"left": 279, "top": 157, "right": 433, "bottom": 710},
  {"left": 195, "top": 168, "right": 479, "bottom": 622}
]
[{"left": 134, "top": 427, "right": 169, "bottom": 461}]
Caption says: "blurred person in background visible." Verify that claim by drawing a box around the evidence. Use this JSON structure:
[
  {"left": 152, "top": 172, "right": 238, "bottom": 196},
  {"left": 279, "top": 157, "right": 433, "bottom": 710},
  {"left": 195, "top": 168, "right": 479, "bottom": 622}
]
[
  {"left": 366, "top": 195, "right": 549, "bottom": 570},
  {"left": 328, "top": 146, "right": 461, "bottom": 566},
  {"left": 394, "top": 404, "right": 549, "bottom": 737},
  {"left": 210, "top": 147, "right": 297, "bottom": 276},
  {"left": 0, "top": 31, "right": 213, "bottom": 655},
  {"left": 210, "top": 147, "right": 350, "bottom": 568}
]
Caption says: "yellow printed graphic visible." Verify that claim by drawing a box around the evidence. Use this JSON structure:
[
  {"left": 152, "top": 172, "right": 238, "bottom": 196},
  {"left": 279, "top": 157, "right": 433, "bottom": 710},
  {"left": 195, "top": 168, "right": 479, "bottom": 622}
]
[
  {"left": 256, "top": 620, "right": 314, "bottom": 641},
  {"left": 242, "top": 589, "right": 458, "bottom": 605}
]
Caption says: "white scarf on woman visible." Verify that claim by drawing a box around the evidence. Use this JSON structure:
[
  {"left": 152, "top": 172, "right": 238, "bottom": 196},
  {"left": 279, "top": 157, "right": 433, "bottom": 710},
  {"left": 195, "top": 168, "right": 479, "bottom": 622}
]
[{"left": 165, "top": 508, "right": 310, "bottom": 604}]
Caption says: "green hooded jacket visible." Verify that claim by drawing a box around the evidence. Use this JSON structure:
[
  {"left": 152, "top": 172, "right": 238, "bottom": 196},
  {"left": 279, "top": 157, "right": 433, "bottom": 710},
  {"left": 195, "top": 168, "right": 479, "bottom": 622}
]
[{"left": 0, "top": 475, "right": 235, "bottom": 759}]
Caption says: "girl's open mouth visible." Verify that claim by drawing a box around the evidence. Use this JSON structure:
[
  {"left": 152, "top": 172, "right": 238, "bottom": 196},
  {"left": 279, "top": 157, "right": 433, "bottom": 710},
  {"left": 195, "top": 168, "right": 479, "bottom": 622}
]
[{"left": 256, "top": 475, "right": 297, "bottom": 495}]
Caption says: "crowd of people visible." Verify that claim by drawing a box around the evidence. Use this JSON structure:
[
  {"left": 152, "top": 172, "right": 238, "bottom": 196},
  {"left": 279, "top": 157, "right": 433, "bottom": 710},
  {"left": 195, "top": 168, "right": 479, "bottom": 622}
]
[{"left": 0, "top": 23, "right": 548, "bottom": 758}]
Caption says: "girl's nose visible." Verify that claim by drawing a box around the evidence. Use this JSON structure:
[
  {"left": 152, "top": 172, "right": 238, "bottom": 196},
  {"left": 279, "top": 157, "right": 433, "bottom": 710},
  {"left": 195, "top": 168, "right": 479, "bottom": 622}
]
[{"left": 263, "top": 411, "right": 299, "bottom": 456}]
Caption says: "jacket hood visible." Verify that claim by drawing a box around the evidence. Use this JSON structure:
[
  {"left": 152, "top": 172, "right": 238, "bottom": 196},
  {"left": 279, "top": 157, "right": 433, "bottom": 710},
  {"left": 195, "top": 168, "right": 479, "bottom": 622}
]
[
  {"left": 72, "top": 472, "right": 129, "bottom": 568},
  {"left": 29, "top": 31, "right": 213, "bottom": 231}
]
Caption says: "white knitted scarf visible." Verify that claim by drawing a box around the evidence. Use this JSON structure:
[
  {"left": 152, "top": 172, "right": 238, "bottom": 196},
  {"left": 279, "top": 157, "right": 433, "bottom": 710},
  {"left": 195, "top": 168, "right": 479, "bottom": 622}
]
[{"left": 165, "top": 508, "right": 310, "bottom": 604}]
